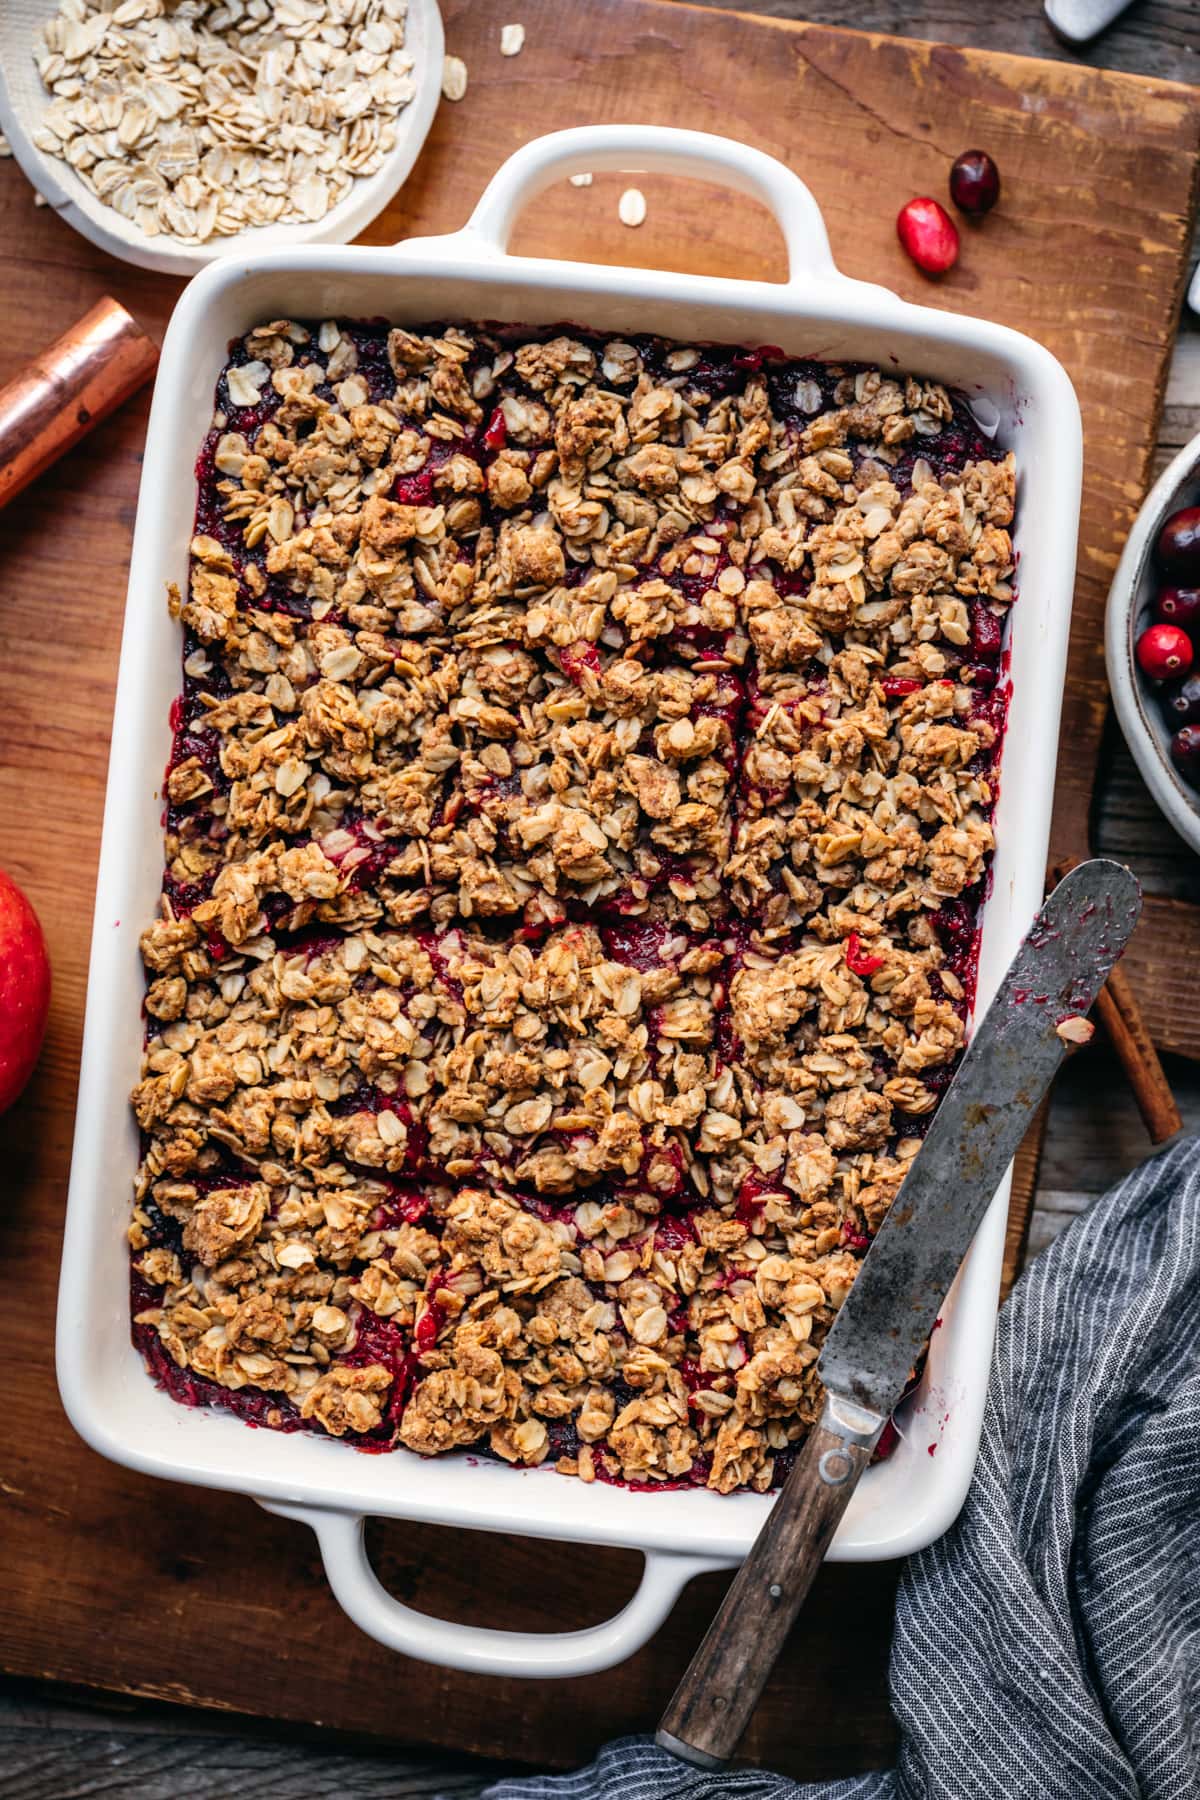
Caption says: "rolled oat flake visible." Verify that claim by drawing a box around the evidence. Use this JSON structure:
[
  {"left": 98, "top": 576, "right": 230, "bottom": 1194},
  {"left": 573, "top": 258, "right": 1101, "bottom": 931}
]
[
  {"left": 441, "top": 53, "right": 469, "bottom": 100},
  {"left": 618, "top": 187, "right": 647, "bottom": 227}
]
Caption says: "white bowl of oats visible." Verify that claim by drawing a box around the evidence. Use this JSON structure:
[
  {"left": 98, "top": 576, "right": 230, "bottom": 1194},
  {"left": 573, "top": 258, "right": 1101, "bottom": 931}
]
[{"left": 0, "top": 0, "right": 443, "bottom": 275}]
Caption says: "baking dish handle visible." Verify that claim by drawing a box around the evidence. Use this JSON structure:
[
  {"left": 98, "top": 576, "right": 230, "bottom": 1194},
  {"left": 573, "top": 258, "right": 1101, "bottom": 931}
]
[
  {"left": 262, "top": 1502, "right": 730, "bottom": 1677},
  {"left": 461, "top": 124, "right": 838, "bottom": 285}
]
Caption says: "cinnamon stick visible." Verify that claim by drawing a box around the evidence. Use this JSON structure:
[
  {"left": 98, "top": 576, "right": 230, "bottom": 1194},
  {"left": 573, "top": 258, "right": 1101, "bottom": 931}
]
[{"left": 1092, "top": 960, "right": 1182, "bottom": 1144}]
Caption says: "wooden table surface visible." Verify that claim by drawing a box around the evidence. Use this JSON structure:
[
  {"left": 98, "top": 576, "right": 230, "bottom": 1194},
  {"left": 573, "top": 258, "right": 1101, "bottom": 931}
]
[{"left": 2, "top": 0, "right": 1198, "bottom": 1794}]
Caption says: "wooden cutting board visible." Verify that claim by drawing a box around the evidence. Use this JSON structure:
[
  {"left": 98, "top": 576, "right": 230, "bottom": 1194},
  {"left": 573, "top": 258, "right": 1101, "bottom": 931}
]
[{"left": 1, "top": 0, "right": 1195, "bottom": 1778}]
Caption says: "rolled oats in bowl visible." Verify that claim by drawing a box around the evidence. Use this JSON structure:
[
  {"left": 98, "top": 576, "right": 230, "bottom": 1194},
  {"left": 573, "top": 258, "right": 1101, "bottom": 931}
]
[
  {"left": 130, "top": 320, "right": 1016, "bottom": 1492},
  {"left": 28, "top": 0, "right": 418, "bottom": 244}
]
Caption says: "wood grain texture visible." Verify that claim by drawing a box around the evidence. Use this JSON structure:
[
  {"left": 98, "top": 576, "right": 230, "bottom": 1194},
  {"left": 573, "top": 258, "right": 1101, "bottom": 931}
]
[
  {"left": 1112, "top": 894, "right": 1200, "bottom": 1056},
  {"left": 0, "top": 0, "right": 1195, "bottom": 1776},
  {"left": 1042, "top": 1045, "right": 1200, "bottom": 1195},
  {"left": 678, "top": 0, "right": 1199, "bottom": 83},
  {"left": 1002, "top": 1104, "right": 1049, "bottom": 1301},
  {"left": 1052, "top": 856, "right": 1183, "bottom": 1141}
]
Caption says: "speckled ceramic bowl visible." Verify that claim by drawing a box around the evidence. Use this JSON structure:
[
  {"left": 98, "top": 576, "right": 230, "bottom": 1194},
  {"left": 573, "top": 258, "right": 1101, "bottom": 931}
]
[{"left": 1105, "top": 427, "right": 1200, "bottom": 856}]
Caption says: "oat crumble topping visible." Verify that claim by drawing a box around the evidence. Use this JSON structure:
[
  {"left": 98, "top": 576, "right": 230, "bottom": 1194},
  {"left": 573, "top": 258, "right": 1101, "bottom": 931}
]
[{"left": 130, "top": 320, "right": 1015, "bottom": 1492}]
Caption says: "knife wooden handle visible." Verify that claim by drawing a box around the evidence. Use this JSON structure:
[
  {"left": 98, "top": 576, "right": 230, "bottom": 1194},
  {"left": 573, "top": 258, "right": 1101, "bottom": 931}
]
[{"left": 656, "top": 1393, "right": 884, "bottom": 1769}]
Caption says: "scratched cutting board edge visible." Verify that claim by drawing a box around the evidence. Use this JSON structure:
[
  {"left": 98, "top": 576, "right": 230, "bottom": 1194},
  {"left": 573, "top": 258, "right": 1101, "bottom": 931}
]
[{"left": 0, "top": 0, "right": 1195, "bottom": 1774}]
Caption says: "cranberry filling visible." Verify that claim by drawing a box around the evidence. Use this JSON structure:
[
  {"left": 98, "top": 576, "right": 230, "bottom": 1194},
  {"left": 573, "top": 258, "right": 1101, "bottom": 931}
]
[
  {"left": 481, "top": 405, "right": 508, "bottom": 452},
  {"left": 392, "top": 444, "right": 452, "bottom": 506},
  {"left": 136, "top": 321, "right": 1014, "bottom": 1489},
  {"left": 971, "top": 603, "right": 1004, "bottom": 659},
  {"left": 600, "top": 917, "right": 689, "bottom": 972},
  {"left": 735, "top": 1169, "right": 778, "bottom": 1225},
  {"left": 371, "top": 1184, "right": 431, "bottom": 1229},
  {"left": 132, "top": 1271, "right": 308, "bottom": 1435},
  {"left": 340, "top": 1309, "right": 417, "bottom": 1439},
  {"left": 845, "top": 932, "right": 886, "bottom": 977},
  {"left": 556, "top": 639, "right": 602, "bottom": 686},
  {"left": 652, "top": 1211, "right": 697, "bottom": 1250}
]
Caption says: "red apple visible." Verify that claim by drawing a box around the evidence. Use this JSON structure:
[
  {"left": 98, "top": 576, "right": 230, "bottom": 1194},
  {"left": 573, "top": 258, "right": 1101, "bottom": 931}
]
[{"left": 0, "top": 869, "right": 51, "bottom": 1114}]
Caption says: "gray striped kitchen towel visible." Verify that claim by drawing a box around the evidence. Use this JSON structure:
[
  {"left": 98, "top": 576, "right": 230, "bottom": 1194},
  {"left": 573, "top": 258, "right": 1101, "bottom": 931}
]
[{"left": 477, "top": 1136, "right": 1200, "bottom": 1800}]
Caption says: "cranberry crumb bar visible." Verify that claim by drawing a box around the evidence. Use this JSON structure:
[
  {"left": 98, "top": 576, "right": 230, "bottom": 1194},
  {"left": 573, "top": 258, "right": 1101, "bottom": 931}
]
[{"left": 129, "top": 321, "right": 1015, "bottom": 1492}]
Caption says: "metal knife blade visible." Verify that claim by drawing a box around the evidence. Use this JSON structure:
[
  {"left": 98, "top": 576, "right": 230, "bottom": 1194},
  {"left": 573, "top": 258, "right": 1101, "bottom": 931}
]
[{"left": 817, "top": 858, "right": 1141, "bottom": 1419}]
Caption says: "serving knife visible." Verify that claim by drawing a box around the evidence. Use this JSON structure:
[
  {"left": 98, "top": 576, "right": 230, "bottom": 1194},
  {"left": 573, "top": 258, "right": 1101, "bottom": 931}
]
[{"left": 657, "top": 858, "right": 1142, "bottom": 1770}]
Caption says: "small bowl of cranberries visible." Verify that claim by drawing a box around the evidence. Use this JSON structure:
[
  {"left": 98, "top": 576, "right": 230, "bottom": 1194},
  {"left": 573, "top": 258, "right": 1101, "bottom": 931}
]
[{"left": 1107, "top": 429, "right": 1200, "bottom": 853}]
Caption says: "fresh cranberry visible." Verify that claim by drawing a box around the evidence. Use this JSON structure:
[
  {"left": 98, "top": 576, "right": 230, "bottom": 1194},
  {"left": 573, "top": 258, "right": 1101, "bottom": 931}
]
[
  {"left": 896, "top": 198, "right": 959, "bottom": 275},
  {"left": 1157, "top": 507, "right": 1200, "bottom": 580},
  {"left": 949, "top": 150, "right": 1000, "bottom": 216},
  {"left": 1171, "top": 725, "right": 1200, "bottom": 783},
  {"left": 1164, "top": 675, "right": 1200, "bottom": 727},
  {"left": 1136, "top": 623, "right": 1193, "bottom": 681},
  {"left": 1155, "top": 587, "right": 1200, "bottom": 638}
]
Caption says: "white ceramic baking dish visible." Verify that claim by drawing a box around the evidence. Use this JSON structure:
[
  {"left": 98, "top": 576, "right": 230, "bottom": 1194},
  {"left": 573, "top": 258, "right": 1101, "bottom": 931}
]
[{"left": 58, "top": 125, "right": 1082, "bottom": 1679}]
